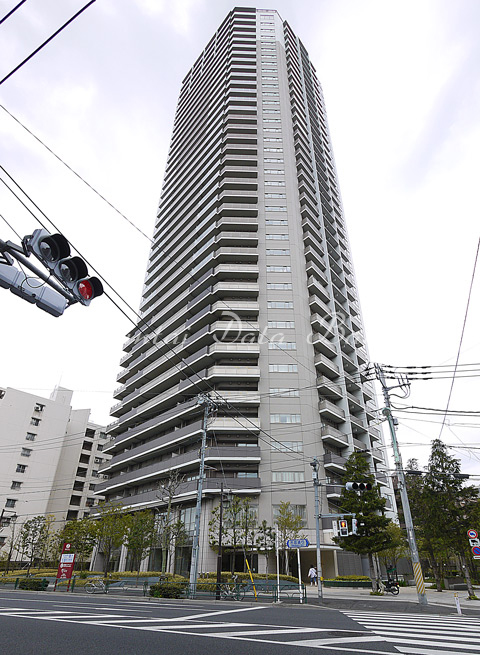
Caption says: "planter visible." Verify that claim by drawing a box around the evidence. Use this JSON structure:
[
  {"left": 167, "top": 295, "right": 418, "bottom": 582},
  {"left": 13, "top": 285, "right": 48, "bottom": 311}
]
[{"left": 323, "top": 580, "right": 372, "bottom": 588}]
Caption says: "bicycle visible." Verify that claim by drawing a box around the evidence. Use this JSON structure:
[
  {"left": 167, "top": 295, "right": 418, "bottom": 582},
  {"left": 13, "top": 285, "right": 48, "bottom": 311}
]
[
  {"left": 219, "top": 576, "right": 246, "bottom": 601},
  {"left": 378, "top": 579, "right": 400, "bottom": 595},
  {"left": 85, "top": 578, "right": 108, "bottom": 594}
]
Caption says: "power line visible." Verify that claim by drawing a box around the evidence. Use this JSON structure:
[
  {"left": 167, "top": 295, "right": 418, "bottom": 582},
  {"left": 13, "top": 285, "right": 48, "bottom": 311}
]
[
  {"left": 438, "top": 237, "right": 480, "bottom": 439},
  {"left": 0, "top": 0, "right": 97, "bottom": 86},
  {"left": 0, "top": 0, "right": 27, "bottom": 26}
]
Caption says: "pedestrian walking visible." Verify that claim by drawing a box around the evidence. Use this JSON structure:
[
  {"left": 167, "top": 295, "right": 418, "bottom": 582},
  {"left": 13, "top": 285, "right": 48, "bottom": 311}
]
[{"left": 308, "top": 566, "right": 317, "bottom": 586}]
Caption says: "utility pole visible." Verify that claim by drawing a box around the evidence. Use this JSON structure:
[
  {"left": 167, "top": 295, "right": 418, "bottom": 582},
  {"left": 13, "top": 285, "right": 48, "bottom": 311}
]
[
  {"left": 310, "top": 457, "right": 324, "bottom": 603},
  {"left": 189, "top": 394, "right": 214, "bottom": 596},
  {"left": 374, "top": 363, "right": 428, "bottom": 606},
  {"left": 215, "top": 482, "right": 225, "bottom": 600}
]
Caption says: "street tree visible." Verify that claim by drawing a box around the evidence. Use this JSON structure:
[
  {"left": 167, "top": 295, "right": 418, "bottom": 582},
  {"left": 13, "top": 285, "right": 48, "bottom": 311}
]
[
  {"left": 59, "top": 517, "right": 97, "bottom": 572},
  {"left": 209, "top": 495, "right": 250, "bottom": 573},
  {"left": 92, "top": 501, "right": 128, "bottom": 574},
  {"left": 156, "top": 471, "right": 185, "bottom": 573},
  {"left": 378, "top": 522, "right": 409, "bottom": 577},
  {"left": 274, "top": 501, "right": 304, "bottom": 575},
  {"left": 255, "top": 519, "right": 276, "bottom": 579},
  {"left": 124, "top": 510, "right": 156, "bottom": 580},
  {"left": 333, "top": 452, "right": 393, "bottom": 591},
  {"left": 18, "top": 516, "right": 46, "bottom": 575}
]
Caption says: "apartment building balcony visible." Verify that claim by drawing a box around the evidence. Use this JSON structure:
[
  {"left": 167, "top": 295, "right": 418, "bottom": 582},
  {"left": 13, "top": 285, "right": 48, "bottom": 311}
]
[
  {"left": 218, "top": 390, "right": 260, "bottom": 406},
  {"left": 309, "top": 294, "right": 331, "bottom": 318},
  {"left": 206, "top": 365, "right": 260, "bottom": 382},
  {"left": 213, "top": 281, "right": 259, "bottom": 297},
  {"left": 214, "top": 246, "right": 258, "bottom": 263},
  {"left": 318, "top": 399, "right": 345, "bottom": 422},
  {"left": 371, "top": 448, "right": 384, "bottom": 464},
  {"left": 95, "top": 446, "right": 261, "bottom": 495},
  {"left": 347, "top": 392, "right": 364, "bottom": 415},
  {"left": 369, "top": 426, "right": 382, "bottom": 442},
  {"left": 104, "top": 418, "right": 204, "bottom": 468},
  {"left": 316, "top": 376, "right": 342, "bottom": 400},
  {"left": 305, "top": 260, "right": 328, "bottom": 285},
  {"left": 314, "top": 353, "right": 339, "bottom": 378},
  {"left": 326, "top": 484, "right": 342, "bottom": 499},
  {"left": 339, "top": 334, "right": 355, "bottom": 355},
  {"left": 376, "top": 472, "right": 390, "bottom": 487},
  {"left": 323, "top": 453, "right": 347, "bottom": 473},
  {"left": 307, "top": 276, "right": 330, "bottom": 304},
  {"left": 345, "top": 374, "right": 361, "bottom": 392},
  {"left": 211, "top": 300, "right": 259, "bottom": 315},
  {"left": 211, "top": 320, "right": 259, "bottom": 338},
  {"left": 214, "top": 263, "right": 259, "bottom": 279},
  {"left": 209, "top": 342, "right": 260, "bottom": 357},
  {"left": 310, "top": 313, "right": 335, "bottom": 339},
  {"left": 217, "top": 202, "right": 258, "bottom": 218},
  {"left": 304, "top": 245, "right": 326, "bottom": 270},
  {"left": 208, "top": 415, "right": 260, "bottom": 432},
  {"left": 341, "top": 351, "right": 358, "bottom": 374},
  {"left": 311, "top": 333, "right": 337, "bottom": 358},
  {"left": 321, "top": 425, "right": 348, "bottom": 448},
  {"left": 216, "top": 216, "right": 258, "bottom": 230},
  {"left": 216, "top": 231, "right": 258, "bottom": 247},
  {"left": 350, "top": 415, "right": 368, "bottom": 434}
]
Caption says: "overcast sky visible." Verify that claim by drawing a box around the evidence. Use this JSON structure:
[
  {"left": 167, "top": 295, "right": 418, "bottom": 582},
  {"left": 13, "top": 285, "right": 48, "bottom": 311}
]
[{"left": 1, "top": 0, "right": 479, "bottom": 477}]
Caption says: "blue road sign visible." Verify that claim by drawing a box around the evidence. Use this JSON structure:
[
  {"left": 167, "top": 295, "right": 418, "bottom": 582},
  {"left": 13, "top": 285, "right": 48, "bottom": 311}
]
[{"left": 286, "top": 538, "right": 309, "bottom": 548}]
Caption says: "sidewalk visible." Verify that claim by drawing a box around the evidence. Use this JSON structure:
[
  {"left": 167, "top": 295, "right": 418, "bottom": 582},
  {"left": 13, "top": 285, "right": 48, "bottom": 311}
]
[{"left": 303, "top": 583, "right": 480, "bottom": 615}]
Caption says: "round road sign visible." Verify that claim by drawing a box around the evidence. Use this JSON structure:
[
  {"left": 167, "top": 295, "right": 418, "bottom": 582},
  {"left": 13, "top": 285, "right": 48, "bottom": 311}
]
[
  {"left": 472, "top": 546, "right": 480, "bottom": 556},
  {"left": 467, "top": 529, "right": 478, "bottom": 539}
]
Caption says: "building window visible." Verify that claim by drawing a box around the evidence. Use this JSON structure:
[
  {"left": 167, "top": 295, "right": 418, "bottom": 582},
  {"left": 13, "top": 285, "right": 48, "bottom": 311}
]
[
  {"left": 265, "top": 181, "right": 285, "bottom": 186},
  {"left": 272, "top": 440, "right": 303, "bottom": 451},
  {"left": 263, "top": 118, "right": 281, "bottom": 122},
  {"left": 268, "top": 342, "right": 296, "bottom": 350},
  {"left": 86, "top": 498, "right": 96, "bottom": 507},
  {"left": 269, "top": 388, "right": 300, "bottom": 397},
  {"left": 5, "top": 499, "right": 17, "bottom": 508},
  {"left": 270, "top": 414, "right": 301, "bottom": 423},
  {"left": 263, "top": 93, "right": 279, "bottom": 98},
  {"left": 16, "top": 464, "right": 27, "bottom": 473},
  {"left": 180, "top": 506, "right": 196, "bottom": 533},
  {"left": 273, "top": 503, "right": 306, "bottom": 524},
  {"left": 267, "top": 301, "right": 293, "bottom": 308},
  {"left": 272, "top": 471, "right": 305, "bottom": 483},
  {"left": 25, "top": 433, "right": 36, "bottom": 441},
  {"left": 97, "top": 444, "right": 103, "bottom": 451},
  {"left": 263, "top": 109, "right": 280, "bottom": 114},
  {"left": 264, "top": 169, "right": 284, "bottom": 175},
  {"left": 265, "top": 206, "right": 287, "bottom": 211},
  {"left": 11, "top": 481, "right": 22, "bottom": 490},
  {"left": 0, "top": 537, "right": 6, "bottom": 547},
  {"left": 267, "top": 283, "right": 292, "bottom": 290},
  {"left": 265, "top": 148, "right": 283, "bottom": 152},
  {"left": 237, "top": 471, "right": 258, "bottom": 478},
  {"left": 267, "top": 266, "right": 291, "bottom": 272},
  {"left": 265, "top": 220, "right": 287, "bottom": 226},
  {"left": 265, "top": 194, "right": 286, "bottom": 199},
  {"left": 21, "top": 448, "right": 32, "bottom": 457},
  {"left": 265, "top": 158, "right": 284, "bottom": 163},
  {"left": 264, "top": 126, "right": 282, "bottom": 131},
  {"left": 262, "top": 84, "right": 278, "bottom": 88},
  {"left": 264, "top": 136, "right": 282, "bottom": 141},
  {"left": 266, "top": 250, "right": 290, "bottom": 256},
  {"left": 30, "top": 418, "right": 40, "bottom": 426},
  {"left": 269, "top": 364, "right": 298, "bottom": 373},
  {"left": 91, "top": 470, "right": 99, "bottom": 478},
  {"left": 268, "top": 321, "right": 295, "bottom": 328},
  {"left": 266, "top": 234, "right": 288, "bottom": 240}
]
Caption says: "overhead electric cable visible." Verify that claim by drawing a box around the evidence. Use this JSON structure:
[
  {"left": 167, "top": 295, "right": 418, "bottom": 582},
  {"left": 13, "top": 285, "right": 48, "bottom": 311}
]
[
  {"left": 0, "top": 0, "right": 27, "bottom": 26},
  {"left": 0, "top": 0, "right": 97, "bottom": 86}
]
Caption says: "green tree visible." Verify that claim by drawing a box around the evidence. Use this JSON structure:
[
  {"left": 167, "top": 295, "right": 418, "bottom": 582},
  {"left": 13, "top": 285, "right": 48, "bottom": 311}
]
[
  {"left": 409, "top": 440, "right": 480, "bottom": 598},
  {"left": 333, "top": 452, "right": 393, "bottom": 591},
  {"left": 124, "top": 510, "right": 156, "bottom": 579},
  {"left": 59, "top": 518, "right": 97, "bottom": 572},
  {"left": 378, "top": 522, "right": 409, "bottom": 576},
  {"left": 274, "top": 501, "right": 304, "bottom": 575},
  {"left": 255, "top": 520, "right": 276, "bottom": 579},
  {"left": 18, "top": 516, "right": 46, "bottom": 575},
  {"left": 93, "top": 501, "right": 128, "bottom": 574},
  {"left": 209, "top": 495, "right": 250, "bottom": 573},
  {"left": 156, "top": 471, "right": 185, "bottom": 573}
]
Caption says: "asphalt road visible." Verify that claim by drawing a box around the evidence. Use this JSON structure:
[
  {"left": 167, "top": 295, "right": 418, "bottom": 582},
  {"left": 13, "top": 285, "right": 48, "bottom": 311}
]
[{"left": 0, "top": 591, "right": 400, "bottom": 655}]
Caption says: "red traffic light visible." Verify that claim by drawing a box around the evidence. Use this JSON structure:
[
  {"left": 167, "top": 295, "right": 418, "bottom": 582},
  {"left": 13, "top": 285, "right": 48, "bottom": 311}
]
[{"left": 77, "top": 277, "right": 103, "bottom": 302}]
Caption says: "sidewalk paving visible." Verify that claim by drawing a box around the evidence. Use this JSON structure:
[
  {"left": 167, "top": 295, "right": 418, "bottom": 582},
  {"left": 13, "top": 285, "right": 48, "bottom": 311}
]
[{"left": 303, "top": 582, "right": 480, "bottom": 615}]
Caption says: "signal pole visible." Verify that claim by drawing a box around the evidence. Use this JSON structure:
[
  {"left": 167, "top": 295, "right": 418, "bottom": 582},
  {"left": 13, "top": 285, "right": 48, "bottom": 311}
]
[
  {"left": 310, "top": 457, "right": 324, "bottom": 603},
  {"left": 373, "top": 364, "right": 428, "bottom": 606},
  {"left": 189, "top": 394, "right": 214, "bottom": 596}
]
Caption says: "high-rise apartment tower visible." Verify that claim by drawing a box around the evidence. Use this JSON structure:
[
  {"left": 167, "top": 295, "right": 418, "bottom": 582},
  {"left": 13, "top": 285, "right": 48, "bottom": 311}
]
[{"left": 98, "top": 7, "right": 394, "bottom": 577}]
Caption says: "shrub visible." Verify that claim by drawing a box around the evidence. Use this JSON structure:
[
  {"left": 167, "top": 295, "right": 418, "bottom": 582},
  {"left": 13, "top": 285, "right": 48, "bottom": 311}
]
[
  {"left": 150, "top": 576, "right": 188, "bottom": 599},
  {"left": 19, "top": 578, "right": 48, "bottom": 591},
  {"left": 334, "top": 575, "right": 370, "bottom": 581}
]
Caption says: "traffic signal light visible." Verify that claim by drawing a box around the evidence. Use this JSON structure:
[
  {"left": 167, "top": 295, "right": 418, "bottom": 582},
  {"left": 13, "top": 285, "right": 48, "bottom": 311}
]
[
  {"left": 0, "top": 263, "right": 67, "bottom": 317},
  {"left": 27, "top": 229, "right": 103, "bottom": 305},
  {"left": 352, "top": 518, "right": 358, "bottom": 535},
  {"left": 339, "top": 519, "right": 349, "bottom": 537},
  {"left": 345, "top": 482, "right": 373, "bottom": 492}
]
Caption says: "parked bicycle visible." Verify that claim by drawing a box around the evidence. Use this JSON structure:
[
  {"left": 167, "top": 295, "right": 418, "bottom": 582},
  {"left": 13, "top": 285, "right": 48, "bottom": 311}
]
[
  {"left": 85, "top": 577, "right": 108, "bottom": 594},
  {"left": 219, "top": 575, "right": 246, "bottom": 601},
  {"left": 379, "top": 579, "right": 400, "bottom": 595}
]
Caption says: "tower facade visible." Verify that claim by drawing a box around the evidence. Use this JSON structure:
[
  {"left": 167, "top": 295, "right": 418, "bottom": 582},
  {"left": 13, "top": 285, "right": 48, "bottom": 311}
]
[{"left": 98, "top": 7, "right": 394, "bottom": 577}]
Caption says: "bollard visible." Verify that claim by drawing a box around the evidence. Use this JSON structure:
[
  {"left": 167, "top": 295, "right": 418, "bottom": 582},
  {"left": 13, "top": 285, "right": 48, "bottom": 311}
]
[{"left": 454, "top": 592, "right": 462, "bottom": 615}]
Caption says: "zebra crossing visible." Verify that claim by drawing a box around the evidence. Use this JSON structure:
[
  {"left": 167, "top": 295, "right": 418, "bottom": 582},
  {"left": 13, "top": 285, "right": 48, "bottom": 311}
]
[
  {"left": 0, "top": 604, "right": 399, "bottom": 653},
  {"left": 343, "top": 610, "right": 480, "bottom": 655}
]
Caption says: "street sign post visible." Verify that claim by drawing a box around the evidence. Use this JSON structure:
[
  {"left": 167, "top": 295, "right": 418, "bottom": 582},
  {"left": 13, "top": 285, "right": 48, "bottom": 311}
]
[
  {"left": 54, "top": 542, "right": 76, "bottom": 591},
  {"left": 467, "top": 529, "right": 478, "bottom": 539},
  {"left": 286, "top": 538, "right": 309, "bottom": 548},
  {"left": 467, "top": 529, "right": 480, "bottom": 559}
]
